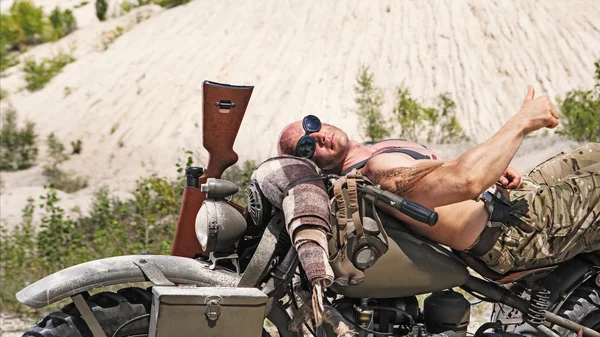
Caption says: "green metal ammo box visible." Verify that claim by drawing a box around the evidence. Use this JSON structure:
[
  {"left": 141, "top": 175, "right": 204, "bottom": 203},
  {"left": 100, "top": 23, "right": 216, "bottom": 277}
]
[{"left": 149, "top": 286, "right": 268, "bottom": 337}]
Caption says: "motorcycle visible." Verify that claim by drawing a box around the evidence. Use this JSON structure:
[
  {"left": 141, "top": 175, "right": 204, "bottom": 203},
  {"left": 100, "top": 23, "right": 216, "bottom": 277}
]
[{"left": 17, "top": 81, "right": 600, "bottom": 337}]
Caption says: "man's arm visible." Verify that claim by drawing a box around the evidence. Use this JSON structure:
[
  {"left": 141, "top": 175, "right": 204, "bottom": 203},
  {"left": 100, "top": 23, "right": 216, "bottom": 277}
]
[{"left": 365, "top": 86, "right": 559, "bottom": 208}]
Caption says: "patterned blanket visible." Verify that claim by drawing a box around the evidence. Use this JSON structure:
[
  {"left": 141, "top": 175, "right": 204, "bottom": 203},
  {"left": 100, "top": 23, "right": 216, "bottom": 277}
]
[{"left": 251, "top": 156, "right": 334, "bottom": 287}]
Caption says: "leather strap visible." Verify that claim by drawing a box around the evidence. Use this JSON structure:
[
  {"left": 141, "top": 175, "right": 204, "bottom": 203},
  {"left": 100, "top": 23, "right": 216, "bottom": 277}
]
[
  {"left": 333, "top": 177, "right": 348, "bottom": 247},
  {"left": 238, "top": 213, "right": 284, "bottom": 287},
  {"left": 346, "top": 173, "right": 365, "bottom": 240},
  {"left": 342, "top": 148, "right": 431, "bottom": 175},
  {"left": 282, "top": 174, "right": 325, "bottom": 197}
]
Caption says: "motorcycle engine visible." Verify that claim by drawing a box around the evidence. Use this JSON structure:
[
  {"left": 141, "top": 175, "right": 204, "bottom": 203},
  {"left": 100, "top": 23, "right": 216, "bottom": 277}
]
[
  {"left": 334, "top": 296, "right": 420, "bottom": 336},
  {"left": 424, "top": 290, "right": 470, "bottom": 337}
]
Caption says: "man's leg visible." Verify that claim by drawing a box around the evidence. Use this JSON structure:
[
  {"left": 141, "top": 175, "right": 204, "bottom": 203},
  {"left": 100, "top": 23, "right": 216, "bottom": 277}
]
[
  {"left": 518, "top": 163, "right": 600, "bottom": 269},
  {"left": 526, "top": 143, "right": 600, "bottom": 186},
  {"left": 482, "top": 163, "right": 600, "bottom": 274}
]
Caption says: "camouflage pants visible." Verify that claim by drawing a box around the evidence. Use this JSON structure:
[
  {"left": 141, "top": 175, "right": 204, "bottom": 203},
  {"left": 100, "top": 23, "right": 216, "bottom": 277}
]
[{"left": 480, "top": 143, "right": 600, "bottom": 274}]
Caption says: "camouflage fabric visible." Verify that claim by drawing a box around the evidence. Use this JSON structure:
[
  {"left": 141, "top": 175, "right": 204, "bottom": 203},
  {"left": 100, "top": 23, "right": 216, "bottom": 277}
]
[{"left": 477, "top": 143, "right": 600, "bottom": 274}]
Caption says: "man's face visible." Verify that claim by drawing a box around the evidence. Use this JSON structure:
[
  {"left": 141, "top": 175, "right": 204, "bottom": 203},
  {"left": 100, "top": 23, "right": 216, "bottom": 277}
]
[{"left": 277, "top": 120, "right": 350, "bottom": 172}]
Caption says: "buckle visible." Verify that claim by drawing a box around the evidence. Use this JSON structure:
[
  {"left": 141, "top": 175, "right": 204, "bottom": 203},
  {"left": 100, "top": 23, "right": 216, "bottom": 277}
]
[{"left": 478, "top": 191, "right": 495, "bottom": 216}]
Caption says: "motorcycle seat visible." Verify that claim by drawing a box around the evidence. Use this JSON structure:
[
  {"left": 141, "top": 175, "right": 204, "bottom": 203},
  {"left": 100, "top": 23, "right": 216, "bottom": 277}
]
[
  {"left": 377, "top": 209, "right": 565, "bottom": 284},
  {"left": 455, "top": 250, "right": 557, "bottom": 284}
]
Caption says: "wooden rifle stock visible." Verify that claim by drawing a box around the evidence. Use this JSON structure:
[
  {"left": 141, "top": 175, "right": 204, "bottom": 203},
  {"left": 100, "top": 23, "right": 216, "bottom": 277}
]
[{"left": 171, "top": 81, "right": 254, "bottom": 258}]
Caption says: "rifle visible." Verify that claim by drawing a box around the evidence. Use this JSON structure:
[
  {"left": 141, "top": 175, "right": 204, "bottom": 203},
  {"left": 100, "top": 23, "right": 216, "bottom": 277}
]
[{"left": 171, "top": 81, "right": 254, "bottom": 258}]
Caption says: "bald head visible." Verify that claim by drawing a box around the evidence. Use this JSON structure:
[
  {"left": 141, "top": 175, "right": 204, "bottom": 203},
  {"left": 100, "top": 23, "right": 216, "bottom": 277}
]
[
  {"left": 277, "top": 120, "right": 304, "bottom": 156},
  {"left": 277, "top": 119, "right": 351, "bottom": 174}
]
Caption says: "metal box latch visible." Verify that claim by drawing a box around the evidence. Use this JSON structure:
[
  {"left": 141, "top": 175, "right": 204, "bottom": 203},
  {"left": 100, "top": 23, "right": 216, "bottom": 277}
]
[{"left": 205, "top": 296, "right": 222, "bottom": 321}]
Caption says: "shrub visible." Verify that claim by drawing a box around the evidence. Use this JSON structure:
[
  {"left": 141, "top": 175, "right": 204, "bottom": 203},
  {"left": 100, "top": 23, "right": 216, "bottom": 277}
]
[
  {"left": 23, "top": 50, "right": 76, "bottom": 91},
  {"left": 42, "top": 133, "right": 88, "bottom": 192},
  {"left": 71, "top": 139, "right": 83, "bottom": 154},
  {"left": 556, "top": 60, "right": 600, "bottom": 142},
  {"left": 36, "top": 188, "right": 84, "bottom": 268},
  {"left": 74, "top": 1, "right": 89, "bottom": 8},
  {"left": 354, "top": 65, "right": 390, "bottom": 142},
  {"left": 391, "top": 86, "right": 469, "bottom": 144},
  {"left": 96, "top": 0, "right": 108, "bottom": 21},
  {"left": 153, "top": 0, "right": 191, "bottom": 8},
  {"left": 120, "top": 0, "right": 151, "bottom": 13},
  {"left": 7, "top": 0, "right": 48, "bottom": 47},
  {"left": 0, "top": 172, "right": 185, "bottom": 311},
  {"left": 0, "top": 106, "right": 38, "bottom": 170},
  {"left": 0, "top": 89, "right": 8, "bottom": 100},
  {"left": 0, "top": 14, "right": 19, "bottom": 48},
  {"left": 42, "top": 164, "right": 89, "bottom": 193},
  {"left": 49, "top": 7, "right": 77, "bottom": 40},
  {"left": 0, "top": 38, "right": 20, "bottom": 72},
  {"left": 352, "top": 67, "right": 469, "bottom": 144},
  {"left": 46, "top": 132, "right": 69, "bottom": 164},
  {"left": 0, "top": 1, "right": 78, "bottom": 70},
  {"left": 0, "top": 14, "right": 21, "bottom": 71},
  {"left": 0, "top": 197, "right": 42, "bottom": 312}
]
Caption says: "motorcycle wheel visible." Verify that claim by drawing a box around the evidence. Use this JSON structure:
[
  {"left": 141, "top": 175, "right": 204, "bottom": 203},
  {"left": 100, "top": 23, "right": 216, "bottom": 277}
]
[
  {"left": 23, "top": 287, "right": 152, "bottom": 337},
  {"left": 23, "top": 286, "right": 273, "bottom": 337},
  {"left": 496, "top": 277, "right": 600, "bottom": 337},
  {"left": 553, "top": 278, "right": 600, "bottom": 336}
]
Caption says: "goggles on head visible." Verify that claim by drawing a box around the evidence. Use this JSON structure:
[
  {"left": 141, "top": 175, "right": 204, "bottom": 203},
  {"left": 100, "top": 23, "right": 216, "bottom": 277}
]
[{"left": 295, "top": 115, "right": 322, "bottom": 158}]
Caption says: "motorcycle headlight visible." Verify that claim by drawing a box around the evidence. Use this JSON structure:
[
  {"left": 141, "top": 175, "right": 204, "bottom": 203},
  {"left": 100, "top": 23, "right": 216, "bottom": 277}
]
[
  {"left": 195, "top": 200, "right": 247, "bottom": 253},
  {"left": 353, "top": 246, "right": 379, "bottom": 270}
]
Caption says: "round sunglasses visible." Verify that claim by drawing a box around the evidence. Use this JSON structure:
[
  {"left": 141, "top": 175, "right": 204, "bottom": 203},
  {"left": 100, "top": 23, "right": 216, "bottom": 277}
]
[{"left": 295, "top": 115, "right": 322, "bottom": 158}]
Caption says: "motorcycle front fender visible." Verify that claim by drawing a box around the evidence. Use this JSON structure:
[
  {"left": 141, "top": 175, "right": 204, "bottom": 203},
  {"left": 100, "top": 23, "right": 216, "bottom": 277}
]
[{"left": 16, "top": 254, "right": 241, "bottom": 309}]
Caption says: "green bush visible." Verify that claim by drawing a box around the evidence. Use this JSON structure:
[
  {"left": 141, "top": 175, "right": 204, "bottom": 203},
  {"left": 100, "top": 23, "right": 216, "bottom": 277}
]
[
  {"left": 0, "top": 1, "right": 78, "bottom": 72},
  {"left": 153, "top": 0, "right": 191, "bottom": 8},
  {"left": 0, "top": 40, "right": 20, "bottom": 72},
  {"left": 0, "top": 106, "right": 39, "bottom": 170},
  {"left": 0, "top": 89, "right": 8, "bottom": 100},
  {"left": 23, "top": 50, "right": 76, "bottom": 91},
  {"left": 46, "top": 132, "right": 69, "bottom": 164},
  {"left": 0, "top": 13, "right": 19, "bottom": 48},
  {"left": 95, "top": 0, "right": 108, "bottom": 21},
  {"left": 0, "top": 14, "right": 21, "bottom": 71},
  {"left": 354, "top": 65, "right": 390, "bottom": 142},
  {"left": 8, "top": 0, "right": 47, "bottom": 47},
  {"left": 36, "top": 188, "right": 84, "bottom": 268},
  {"left": 49, "top": 7, "right": 77, "bottom": 40},
  {"left": 71, "top": 139, "right": 83, "bottom": 154},
  {"left": 556, "top": 60, "right": 600, "bottom": 142},
  {"left": 391, "top": 86, "right": 469, "bottom": 144},
  {"left": 41, "top": 133, "right": 89, "bottom": 192},
  {"left": 0, "top": 197, "right": 43, "bottom": 313},
  {"left": 0, "top": 147, "right": 258, "bottom": 311},
  {"left": 74, "top": 1, "right": 89, "bottom": 8},
  {"left": 353, "top": 67, "right": 469, "bottom": 144},
  {"left": 42, "top": 164, "right": 89, "bottom": 192}
]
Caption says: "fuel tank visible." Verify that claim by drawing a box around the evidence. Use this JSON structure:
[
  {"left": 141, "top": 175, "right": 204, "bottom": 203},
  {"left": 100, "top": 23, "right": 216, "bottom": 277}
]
[{"left": 331, "top": 213, "right": 469, "bottom": 298}]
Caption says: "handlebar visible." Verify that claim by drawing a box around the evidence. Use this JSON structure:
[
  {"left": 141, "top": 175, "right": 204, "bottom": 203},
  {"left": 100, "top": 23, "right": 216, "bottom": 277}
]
[{"left": 357, "top": 184, "right": 438, "bottom": 226}]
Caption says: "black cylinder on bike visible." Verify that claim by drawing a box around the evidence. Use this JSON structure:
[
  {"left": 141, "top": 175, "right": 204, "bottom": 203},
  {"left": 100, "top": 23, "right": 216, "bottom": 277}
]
[
  {"left": 424, "top": 290, "right": 470, "bottom": 337},
  {"left": 185, "top": 166, "right": 203, "bottom": 188}
]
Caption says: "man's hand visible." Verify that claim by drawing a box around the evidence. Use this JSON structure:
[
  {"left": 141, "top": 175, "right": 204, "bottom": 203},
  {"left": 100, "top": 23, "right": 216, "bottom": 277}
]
[
  {"left": 497, "top": 166, "right": 524, "bottom": 189},
  {"left": 514, "top": 86, "right": 560, "bottom": 134}
]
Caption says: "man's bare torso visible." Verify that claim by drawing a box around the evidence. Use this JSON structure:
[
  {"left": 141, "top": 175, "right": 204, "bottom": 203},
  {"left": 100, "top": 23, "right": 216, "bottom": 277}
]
[{"left": 356, "top": 141, "right": 489, "bottom": 250}]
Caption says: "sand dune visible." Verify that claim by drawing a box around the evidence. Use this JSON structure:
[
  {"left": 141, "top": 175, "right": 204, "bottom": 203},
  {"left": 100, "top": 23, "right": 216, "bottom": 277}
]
[{"left": 0, "top": 0, "right": 598, "bottom": 227}]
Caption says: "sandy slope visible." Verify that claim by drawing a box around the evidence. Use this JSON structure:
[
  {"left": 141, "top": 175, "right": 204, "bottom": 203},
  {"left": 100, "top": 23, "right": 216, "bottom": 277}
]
[{"left": 0, "top": 0, "right": 599, "bottom": 228}]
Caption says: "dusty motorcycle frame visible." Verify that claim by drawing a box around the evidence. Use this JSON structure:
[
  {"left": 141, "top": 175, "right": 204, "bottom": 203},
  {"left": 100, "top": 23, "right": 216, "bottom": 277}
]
[{"left": 16, "top": 81, "right": 600, "bottom": 337}]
